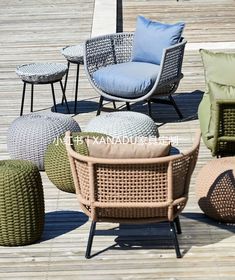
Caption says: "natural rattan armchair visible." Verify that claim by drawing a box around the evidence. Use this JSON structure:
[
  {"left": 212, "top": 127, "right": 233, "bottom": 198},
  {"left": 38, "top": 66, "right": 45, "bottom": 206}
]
[
  {"left": 84, "top": 33, "right": 186, "bottom": 118},
  {"left": 66, "top": 131, "right": 200, "bottom": 258}
]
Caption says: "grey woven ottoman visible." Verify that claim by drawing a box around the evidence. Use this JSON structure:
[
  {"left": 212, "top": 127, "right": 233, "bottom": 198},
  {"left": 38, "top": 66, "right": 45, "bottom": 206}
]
[
  {"left": 61, "top": 43, "right": 84, "bottom": 114},
  {"left": 7, "top": 112, "right": 81, "bottom": 170},
  {"left": 84, "top": 111, "right": 158, "bottom": 138},
  {"left": 16, "top": 62, "right": 69, "bottom": 115}
]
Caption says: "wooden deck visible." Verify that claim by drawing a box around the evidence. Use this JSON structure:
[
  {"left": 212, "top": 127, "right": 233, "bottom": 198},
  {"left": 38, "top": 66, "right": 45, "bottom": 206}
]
[{"left": 0, "top": 0, "right": 235, "bottom": 279}]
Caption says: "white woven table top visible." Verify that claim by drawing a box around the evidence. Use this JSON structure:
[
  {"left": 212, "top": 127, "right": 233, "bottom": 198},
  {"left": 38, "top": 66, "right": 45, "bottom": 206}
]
[
  {"left": 16, "top": 63, "right": 68, "bottom": 83},
  {"left": 61, "top": 44, "right": 84, "bottom": 64}
]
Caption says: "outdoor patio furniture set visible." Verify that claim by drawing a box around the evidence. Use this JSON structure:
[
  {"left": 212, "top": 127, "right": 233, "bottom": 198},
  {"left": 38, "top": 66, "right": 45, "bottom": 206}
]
[{"left": 0, "top": 16, "right": 234, "bottom": 258}]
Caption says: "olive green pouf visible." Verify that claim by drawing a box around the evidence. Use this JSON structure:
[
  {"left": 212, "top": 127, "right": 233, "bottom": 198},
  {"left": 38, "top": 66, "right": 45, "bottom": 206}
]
[
  {"left": 0, "top": 160, "right": 44, "bottom": 246},
  {"left": 45, "top": 132, "right": 108, "bottom": 193}
]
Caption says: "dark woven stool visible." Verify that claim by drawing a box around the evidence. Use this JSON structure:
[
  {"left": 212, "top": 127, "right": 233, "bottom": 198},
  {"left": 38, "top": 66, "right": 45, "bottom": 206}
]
[
  {"left": 16, "top": 62, "right": 70, "bottom": 115},
  {"left": 45, "top": 132, "right": 107, "bottom": 193},
  {"left": 61, "top": 44, "right": 84, "bottom": 114},
  {"left": 0, "top": 160, "right": 44, "bottom": 246}
]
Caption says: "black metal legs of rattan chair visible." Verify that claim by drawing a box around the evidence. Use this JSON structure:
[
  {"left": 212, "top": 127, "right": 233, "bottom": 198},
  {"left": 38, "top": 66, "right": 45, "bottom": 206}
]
[
  {"left": 96, "top": 95, "right": 183, "bottom": 119},
  {"left": 148, "top": 95, "right": 184, "bottom": 119},
  {"left": 20, "top": 80, "right": 70, "bottom": 116},
  {"left": 85, "top": 217, "right": 182, "bottom": 259},
  {"left": 85, "top": 221, "right": 97, "bottom": 259},
  {"left": 96, "top": 96, "right": 130, "bottom": 116}
]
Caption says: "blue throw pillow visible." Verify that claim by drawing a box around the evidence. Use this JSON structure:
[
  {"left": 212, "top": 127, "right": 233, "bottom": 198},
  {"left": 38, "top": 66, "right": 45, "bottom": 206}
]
[
  {"left": 132, "top": 16, "right": 185, "bottom": 65},
  {"left": 93, "top": 62, "right": 160, "bottom": 98}
]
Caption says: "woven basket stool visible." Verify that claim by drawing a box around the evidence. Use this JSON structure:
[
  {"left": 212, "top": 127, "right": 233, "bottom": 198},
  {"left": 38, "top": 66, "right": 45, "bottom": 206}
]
[
  {"left": 61, "top": 43, "right": 84, "bottom": 114},
  {"left": 7, "top": 112, "right": 81, "bottom": 170},
  {"left": 0, "top": 160, "right": 44, "bottom": 246},
  {"left": 196, "top": 157, "right": 235, "bottom": 223},
  {"left": 16, "top": 62, "right": 70, "bottom": 115},
  {"left": 45, "top": 132, "right": 108, "bottom": 194},
  {"left": 84, "top": 111, "right": 159, "bottom": 138}
]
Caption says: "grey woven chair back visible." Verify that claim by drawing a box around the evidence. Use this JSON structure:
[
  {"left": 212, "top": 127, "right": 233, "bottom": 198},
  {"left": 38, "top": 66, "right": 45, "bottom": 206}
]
[
  {"left": 158, "top": 42, "right": 185, "bottom": 86},
  {"left": 85, "top": 33, "right": 133, "bottom": 76}
]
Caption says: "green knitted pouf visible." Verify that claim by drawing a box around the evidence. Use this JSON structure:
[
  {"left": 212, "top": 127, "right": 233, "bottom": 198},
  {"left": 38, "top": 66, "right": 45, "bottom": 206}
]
[
  {"left": 45, "top": 132, "right": 108, "bottom": 194},
  {"left": 0, "top": 160, "right": 44, "bottom": 246}
]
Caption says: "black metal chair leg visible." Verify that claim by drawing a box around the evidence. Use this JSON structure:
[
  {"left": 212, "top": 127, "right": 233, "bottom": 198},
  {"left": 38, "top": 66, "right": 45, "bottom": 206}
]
[
  {"left": 169, "top": 221, "right": 182, "bottom": 258},
  {"left": 174, "top": 216, "right": 182, "bottom": 234},
  {"left": 59, "top": 80, "right": 70, "bottom": 114},
  {"left": 126, "top": 102, "right": 130, "bottom": 111},
  {"left": 61, "top": 61, "right": 70, "bottom": 105},
  {"left": 74, "top": 64, "right": 80, "bottom": 114},
  {"left": 113, "top": 101, "right": 116, "bottom": 109},
  {"left": 85, "top": 221, "right": 96, "bottom": 259},
  {"left": 30, "top": 84, "right": 34, "bottom": 113},
  {"left": 51, "top": 83, "right": 57, "bottom": 112},
  {"left": 168, "top": 95, "right": 183, "bottom": 119},
  {"left": 20, "top": 82, "right": 26, "bottom": 116},
  {"left": 147, "top": 100, "right": 152, "bottom": 117},
  {"left": 97, "top": 96, "right": 104, "bottom": 116}
]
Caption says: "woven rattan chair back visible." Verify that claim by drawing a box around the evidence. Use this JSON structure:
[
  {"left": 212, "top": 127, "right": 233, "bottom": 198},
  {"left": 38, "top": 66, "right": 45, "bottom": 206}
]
[
  {"left": 84, "top": 33, "right": 186, "bottom": 118},
  {"left": 212, "top": 101, "right": 235, "bottom": 156},
  {"left": 66, "top": 131, "right": 200, "bottom": 223}
]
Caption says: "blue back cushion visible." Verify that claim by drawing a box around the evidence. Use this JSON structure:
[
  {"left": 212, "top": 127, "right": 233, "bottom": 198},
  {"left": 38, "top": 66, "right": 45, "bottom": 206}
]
[
  {"left": 93, "top": 62, "right": 160, "bottom": 98},
  {"left": 132, "top": 16, "right": 185, "bottom": 65}
]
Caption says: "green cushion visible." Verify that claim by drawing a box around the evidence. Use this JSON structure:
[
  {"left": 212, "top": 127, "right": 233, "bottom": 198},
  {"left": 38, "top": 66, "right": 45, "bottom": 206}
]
[
  {"left": 200, "top": 49, "right": 235, "bottom": 91},
  {"left": 198, "top": 93, "right": 213, "bottom": 149},
  {"left": 45, "top": 132, "right": 109, "bottom": 194}
]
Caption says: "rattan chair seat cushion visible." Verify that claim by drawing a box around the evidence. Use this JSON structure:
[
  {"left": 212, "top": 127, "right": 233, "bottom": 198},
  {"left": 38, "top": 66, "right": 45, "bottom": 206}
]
[
  {"left": 45, "top": 132, "right": 108, "bottom": 193},
  {"left": 7, "top": 112, "right": 81, "bottom": 170},
  {"left": 16, "top": 63, "right": 67, "bottom": 83},
  {"left": 0, "top": 160, "right": 44, "bottom": 246},
  {"left": 84, "top": 111, "right": 159, "bottom": 138},
  {"left": 196, "top": 157, "right": 235, "bottom": 223},
  {"left": 61, "top": 44, "right": 84, "bottom": 64},
  {"left": 93, "top": 62, "right": 160, "bottom": 98}
]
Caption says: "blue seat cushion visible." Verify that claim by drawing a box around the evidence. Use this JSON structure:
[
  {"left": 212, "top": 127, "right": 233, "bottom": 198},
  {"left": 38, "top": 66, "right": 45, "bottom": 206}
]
[
  {"left": 92, "top": 62, "right": 160, "bottom": 98},
  {"left": 132, "top": 16, "right": 185, "bottom": 65}
]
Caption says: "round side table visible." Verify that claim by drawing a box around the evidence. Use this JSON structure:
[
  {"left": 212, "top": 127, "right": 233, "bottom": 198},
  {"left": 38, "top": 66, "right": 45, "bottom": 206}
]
[
  {"left": 196, "top": 157, "right": 235, "bottom": 223},
  {"left": 61, "top": 44, "right": 84, "bottom": 114},
  {"left": 16, "top": 62, "right": 70, "bottom": 115}
]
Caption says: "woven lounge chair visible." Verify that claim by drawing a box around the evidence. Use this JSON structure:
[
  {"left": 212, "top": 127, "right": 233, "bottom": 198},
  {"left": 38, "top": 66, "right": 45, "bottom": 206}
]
[
  {"left": 199, "top": 49, "right": 235, "bottom": 157},
  {"left": 199, "top": 97, "right": 235, "bottom": 157},
  {"left": 66, "top": 131, "right": 200, "bottom": 258},
  {"left": 84, "top": 32, "right": 186, "bottom": 118}
]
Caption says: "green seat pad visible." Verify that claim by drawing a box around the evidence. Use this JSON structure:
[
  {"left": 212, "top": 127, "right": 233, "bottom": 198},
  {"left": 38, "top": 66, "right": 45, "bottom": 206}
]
[{"left": 45, "top": 132, "right": 108, "bottom": 194}]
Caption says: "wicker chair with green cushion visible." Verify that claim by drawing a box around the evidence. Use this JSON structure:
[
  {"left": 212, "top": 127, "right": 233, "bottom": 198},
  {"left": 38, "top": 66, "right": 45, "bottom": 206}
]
[
  {"left": 0, "top": 160, "right": 44, "bottom": 246},
  {"left": 45, "top": 132, "right": 108, "bottom": 193},
  {"left": 198, "top": 49, "right": 235, "bottom": 156}
]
